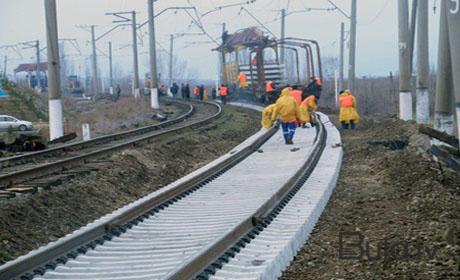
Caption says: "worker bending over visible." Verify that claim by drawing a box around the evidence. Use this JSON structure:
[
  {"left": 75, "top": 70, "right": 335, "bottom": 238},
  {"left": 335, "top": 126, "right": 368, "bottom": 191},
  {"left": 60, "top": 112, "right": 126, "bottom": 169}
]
[
  {"left": 339, "top": 89, "right": 359, "bottom": 129},
  {"left": 299, "top": 93, "right": 318, "bottom": 128},
  {"left": 271, "top": 87, "right": 300, "bottom": 145}
]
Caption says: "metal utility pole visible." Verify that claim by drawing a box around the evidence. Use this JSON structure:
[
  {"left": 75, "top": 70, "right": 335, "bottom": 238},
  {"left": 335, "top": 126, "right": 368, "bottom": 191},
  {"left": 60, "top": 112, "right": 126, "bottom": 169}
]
[
  {"left": 339, "top": 22, "right": 344, "bottom": 91},
  {"left": 169, "top": 34, "right": 174, "bottom": 91},
  {"left": 280, "top": 9, "right": 286, "bottom": 65},
  {"left": 398, "top": 0, "right": 412, "bottom": 120},
  {"left": 90, "top": 25, "right": 99, "bottom": 97},
  {"left": 109, "top": 41, "right": 113, "bottom": 93},
  {"left": 221, "top": 23, "right": 226, "bottom": 85},
  {"left": 416, "top": 0, "right": 429, "bottom": 124},
  {"left": 36, "top": 40, "right": 41, "bottom": 91},
  {"left": 131, "top": 11, "right": 140, "bottom": 97},
  {"left": 148, "top": 0, "right": 159, "bottom": 109},
  {"left": 434, "top": 0, "right": 454, "bottom": 135},
  {"left": 347, "top": 0, "right": 356, "bottom": 92},
  {"left": 44, "top": 0, "right": 63, "bottom": 140},
  {"left": 446, "top": 0, "right": 460, "bottom": 149}
]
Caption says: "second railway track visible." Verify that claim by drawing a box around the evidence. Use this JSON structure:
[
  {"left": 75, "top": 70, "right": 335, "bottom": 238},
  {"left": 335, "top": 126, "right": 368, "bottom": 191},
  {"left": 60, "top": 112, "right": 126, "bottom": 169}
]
[{"left": 0, "top": 100, "right": 221, "bottom": 198}]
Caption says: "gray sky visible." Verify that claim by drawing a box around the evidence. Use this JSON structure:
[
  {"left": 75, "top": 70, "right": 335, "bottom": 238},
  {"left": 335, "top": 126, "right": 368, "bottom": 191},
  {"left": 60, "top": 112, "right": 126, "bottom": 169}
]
[{"left": 0, "top": 0, "right": 440, "bottom": 81}]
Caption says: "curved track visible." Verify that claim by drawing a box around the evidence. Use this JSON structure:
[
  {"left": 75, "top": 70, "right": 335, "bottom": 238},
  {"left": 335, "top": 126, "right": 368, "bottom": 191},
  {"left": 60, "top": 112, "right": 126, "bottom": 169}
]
[
  {"left": 0, "top": 100, "right": 221, "bottom": 199},
  {"left": 0, "top": 105, "right": 341, "bottom": 280}
]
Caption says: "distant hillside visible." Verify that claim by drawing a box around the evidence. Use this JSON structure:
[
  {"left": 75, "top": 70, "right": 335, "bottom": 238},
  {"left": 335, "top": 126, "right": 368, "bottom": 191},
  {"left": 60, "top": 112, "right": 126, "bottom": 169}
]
[{"left": 0, "top": 79, "right": 48, "bottom": 122}]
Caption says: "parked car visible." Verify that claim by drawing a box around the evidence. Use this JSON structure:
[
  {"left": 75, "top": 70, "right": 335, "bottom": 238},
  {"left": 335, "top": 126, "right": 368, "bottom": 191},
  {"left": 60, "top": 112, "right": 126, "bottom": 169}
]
[{"left": 0, "top": 115, "right": 34, "bottom": 131}]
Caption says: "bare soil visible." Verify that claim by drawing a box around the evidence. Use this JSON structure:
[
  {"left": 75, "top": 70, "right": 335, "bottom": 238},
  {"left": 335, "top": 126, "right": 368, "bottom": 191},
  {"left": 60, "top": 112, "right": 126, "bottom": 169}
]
[
  {"left": 0, "top": 105, "right": 260, "bottom": 264},
  {"left": 280, "top": 114, "right": 460, "bottom": 279}
]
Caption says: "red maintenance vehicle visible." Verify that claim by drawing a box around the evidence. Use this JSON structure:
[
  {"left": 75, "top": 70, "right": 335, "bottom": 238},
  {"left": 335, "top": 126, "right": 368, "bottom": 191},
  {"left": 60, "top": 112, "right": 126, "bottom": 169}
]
[{"left": 215, "top": 27, "right": 323, "bottom": 103}]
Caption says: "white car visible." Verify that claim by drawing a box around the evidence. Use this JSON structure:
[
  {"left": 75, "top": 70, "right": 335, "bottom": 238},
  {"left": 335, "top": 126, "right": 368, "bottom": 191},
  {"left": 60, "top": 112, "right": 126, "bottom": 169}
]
[{"left": 0, "top": 115, "right": 34, "bottom": 131}]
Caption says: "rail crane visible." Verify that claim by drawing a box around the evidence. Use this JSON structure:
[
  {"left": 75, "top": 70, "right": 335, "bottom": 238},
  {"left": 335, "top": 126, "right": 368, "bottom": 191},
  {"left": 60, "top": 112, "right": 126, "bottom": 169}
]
[{"left": 215, "top": 27, "right": 323, "bottom": 103}]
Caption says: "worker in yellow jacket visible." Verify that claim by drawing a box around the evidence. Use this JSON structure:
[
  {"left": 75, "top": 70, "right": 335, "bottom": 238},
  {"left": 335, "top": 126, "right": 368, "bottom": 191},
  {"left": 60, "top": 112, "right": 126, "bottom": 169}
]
[
  {"left": 261, "top": 104, "right": 276, "bottom": 129},
  {"left": 298, "top": 94, "right": 318, "bottom": 128},
  {"left": 339, "top": 89, "right": 359, "bottom": 129},
  {"left": 271, "top": 87, "right": 300, "bottom": 144}
]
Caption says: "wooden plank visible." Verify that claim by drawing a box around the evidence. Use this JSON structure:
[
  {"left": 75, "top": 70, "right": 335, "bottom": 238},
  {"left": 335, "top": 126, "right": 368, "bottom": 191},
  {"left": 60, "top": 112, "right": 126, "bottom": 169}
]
[{"left": 419, "top": 125, "right": 459, "bottom": 148}]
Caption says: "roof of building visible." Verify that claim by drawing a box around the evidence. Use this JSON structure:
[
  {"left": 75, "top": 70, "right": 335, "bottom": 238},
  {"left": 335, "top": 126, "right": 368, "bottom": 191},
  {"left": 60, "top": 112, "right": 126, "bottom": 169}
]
[{"left": 14, "top": 63, "right": 48, "bottom": 73}]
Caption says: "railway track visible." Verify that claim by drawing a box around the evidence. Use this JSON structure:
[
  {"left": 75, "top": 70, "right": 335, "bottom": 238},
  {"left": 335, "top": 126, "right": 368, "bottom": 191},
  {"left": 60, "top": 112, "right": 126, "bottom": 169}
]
[
  {"left": 0, "top": 103, "right": 342, "bottom": 280},
  {"left": 0, "top": 100, "right": 221, "bottom": 199}
]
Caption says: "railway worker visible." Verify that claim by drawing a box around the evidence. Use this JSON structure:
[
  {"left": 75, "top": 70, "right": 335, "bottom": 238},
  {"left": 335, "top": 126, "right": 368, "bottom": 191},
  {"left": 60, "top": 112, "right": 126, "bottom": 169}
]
[
  {"left": 219, "top": 84, "right": 228, "bottom": 105},
  {"left": 271, "top": 87, "right": 300, "bottom": 145},
  {"left": 261, "top": 104, "right": 276, "bottom": 129},
  {"left": 199, "top": 85, "right": 205, "bottom": 100},
  {"left": 115, "top": 84, "right": 121, "bottom": 101},
  {"left": 289, "top": 85, "right": 303, "bottom": 127},
  {"left": 299, "top": 93, "right": 318, "bottom": 128},
  {"left": 171, "top": 83, "right": 179, "bottom": 98},
  {"left": 194, "top": 86, "right": 200, "bottom": 99},
  {"left": 238, "top": 72, "right": 248, "bottom": 88},
  {"left": 339, "top": 89, "right": 359, "bottom": 129},
  {"left": 302, "top": 76, "right": 322, "bottom": 100},
  {"left": 184, "top": 84, "right": 191, "bottom": 99},
  {"left": 211, "top": 88, "right": 217, "bottom": 99},
  {"left": 180, "top": 83, "right": 186, "bottom": 98}
]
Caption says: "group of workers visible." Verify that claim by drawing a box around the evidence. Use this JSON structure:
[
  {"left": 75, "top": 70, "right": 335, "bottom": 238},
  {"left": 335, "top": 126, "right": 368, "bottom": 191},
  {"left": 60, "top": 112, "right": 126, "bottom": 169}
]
[{"left": 263, "top": 78, "right": 359, "bottom": 145}]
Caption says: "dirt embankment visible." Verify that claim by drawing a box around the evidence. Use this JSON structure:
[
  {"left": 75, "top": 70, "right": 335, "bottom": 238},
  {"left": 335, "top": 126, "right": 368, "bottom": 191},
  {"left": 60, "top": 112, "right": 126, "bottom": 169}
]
[
  {"left": 281, "top": 115, "right": 460, "bottom": 279},
  {"left": 0, "top": 105, "right": 261, "bottom": 264}
]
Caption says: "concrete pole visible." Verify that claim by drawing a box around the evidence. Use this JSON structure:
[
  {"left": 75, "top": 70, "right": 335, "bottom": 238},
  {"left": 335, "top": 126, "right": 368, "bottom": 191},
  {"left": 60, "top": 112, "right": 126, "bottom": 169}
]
[
  {"left": 148, "top": 0, "right": 159, "bottom": 109},
  {"left": 91, "top": 25, "right": 98, "bottom": 97},
  {"left": 446, "top": 0, "right": 460, "bottom": 148},
  {"left": 434, "top": 0, "right": 454, "bottom": 135},
  {"left": 339, "top": 22, "right": 344, "bottom": 91},
  {"left": 416, "top": 0, "right": 429, "bottom": 124},
  {"left": 132, "top": 11, "right": 140, "bottom": 98},
  {"left": 347, "top": 0, "right": 356, "bottom": 93},
  {"left": 44, "top": 0, "right": 63, "bottom": 140},
  {"left": 169, "top": 34, "right": 173, "bottom": 90},
  {"left": 409, "top": 0, "right": 418, "bottom": 73},
  {"left": 398, "top": 0, "right": 412, "bottom": 120},
  {"left": 36, "top": 40, "right": 41, "bottom": 91},
  {"left": 109, "top": 41, "right": 113, "bottom": 92},
  {"left": 221, "top": 23, "right": 226, "bottom": 85},
  {"left": 280, "top": 9, "right": 286, "bottom": 65}
]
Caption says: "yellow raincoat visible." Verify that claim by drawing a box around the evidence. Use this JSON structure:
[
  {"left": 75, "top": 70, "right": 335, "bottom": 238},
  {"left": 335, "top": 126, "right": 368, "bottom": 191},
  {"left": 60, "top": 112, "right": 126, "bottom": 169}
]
[
  {"left": 298, "top": 95, "right": 317, "bottom": 123},
  {"left": 271, "top": 88, "right": 299, "bottom": 123},
  {"left": 203, "top": 89, "right": 208, "bottom": 101},
  {"left": 339, "top": 90, "right": 359, "bottom": 123},
  {"left": 238, "top": 72, "right": 248, "bottom": 88},
  {"left": 261, "top": 104, "right": 276, "bottom": 129}
]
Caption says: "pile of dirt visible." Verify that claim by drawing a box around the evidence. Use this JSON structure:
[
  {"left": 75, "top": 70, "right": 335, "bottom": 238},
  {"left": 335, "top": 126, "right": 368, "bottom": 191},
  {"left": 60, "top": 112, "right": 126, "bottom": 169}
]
[
  {"left": 0, "top": 105, "right": 260, "bottom": 264},
  {"left": 280, "top": 115, "right": 460, "bottom": 279}
]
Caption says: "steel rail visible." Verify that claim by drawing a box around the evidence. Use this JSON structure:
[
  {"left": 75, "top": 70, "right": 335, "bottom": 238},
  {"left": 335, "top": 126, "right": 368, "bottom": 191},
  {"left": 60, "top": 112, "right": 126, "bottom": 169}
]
[
  {"left": 0, "top": 101, "right": 218, "bottom": 189},
  {"left": 165, "top": 113, "right": 327, "bottom": 280},
  {"left": 0, "top": 107, "right": 278, "bottom": 280},
  {"left": 0, "top": 99, "right": 193, "bottom": 169}
]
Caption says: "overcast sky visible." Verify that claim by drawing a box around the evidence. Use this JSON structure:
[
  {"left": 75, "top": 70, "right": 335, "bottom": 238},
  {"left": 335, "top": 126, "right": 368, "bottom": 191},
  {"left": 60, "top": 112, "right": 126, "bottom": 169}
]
[{"left": 0, "top": 0, "right": 440, "bottom": 82}]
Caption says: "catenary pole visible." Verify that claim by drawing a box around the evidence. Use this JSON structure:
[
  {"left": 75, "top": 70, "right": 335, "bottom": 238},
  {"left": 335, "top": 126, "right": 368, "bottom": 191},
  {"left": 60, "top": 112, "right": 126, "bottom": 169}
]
[
  {"left": 132, "top": 11, "right": 140, "bottom": 97},
  {"left": 347, "top": 0, "right": 356, "bottom": 92},
  {"left": 91, "top": 25, "right": 99, "bottom": 97},
  {"left": 169, "top": 34, "right": 173, "bottom": 90},
  {"left": 36, "top": 40, "right": 41, "bottom": 91},
  {"left": 409, "top": 0, "right": 418, "bottom": 73},
  {"left": 416, "top": 0, "right": 429, "bottom": 124},
  {"left": 434, "top": 0, "right": 455, "bottom": 136},
  {"left": 148, "top": 0, "right": 159, "bottom": 109},
  {"left": 44, "top": 0, "right": 63, "bottom": 140},
  {"left": 109, "top": 41, "right": 113, "bottom": 92},
  {"left": 398, "top": 0, "right": 412, "bottom": 120},
  {"left": 446, "top": 0, "right": 460, "bottom": 150},
  {"left": 3, "top": 56, "right": 7, "bottom": 78},
  {"left": 339, "top": 22, "right": 344, "bottom": 91},
  {"left": 280, "top": 9, "right": 286, "bottom": 65}
]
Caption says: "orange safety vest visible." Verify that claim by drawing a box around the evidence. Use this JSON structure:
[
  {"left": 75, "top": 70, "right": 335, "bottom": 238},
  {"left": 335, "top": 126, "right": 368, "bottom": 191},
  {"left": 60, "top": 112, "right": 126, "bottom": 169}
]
[
  {"left": 194, "top": 87, "right": 199, "bottom": 95},
  {"left": 290, "top": 90, "right": 302, "bottom": 105},
  {"left": 302, "top": 95, "right": 316, "bottom": 106},
  {"left": 314, "top": 78, "right": 322, "bottom": 86},
  {"left": 220, "top": 87, "right": 228, "bottom": 96},
  {"left": 339, "top": 95, "right": 353, "bottom": 107},
  {"left": 266, "top": 81, "right": 276, "bottom": 92},
  {"left": 239, "top": 73, "right": 247, "bottom": 82}
]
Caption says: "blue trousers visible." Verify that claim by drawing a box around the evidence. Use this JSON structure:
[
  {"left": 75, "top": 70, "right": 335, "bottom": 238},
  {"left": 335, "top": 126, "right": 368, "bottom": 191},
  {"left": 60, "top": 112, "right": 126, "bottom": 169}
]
[{"left": 281, "top": 121, "right": 296, "bottom": 143}]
